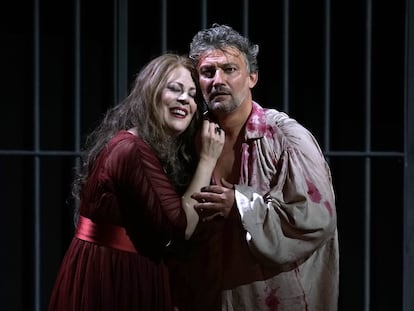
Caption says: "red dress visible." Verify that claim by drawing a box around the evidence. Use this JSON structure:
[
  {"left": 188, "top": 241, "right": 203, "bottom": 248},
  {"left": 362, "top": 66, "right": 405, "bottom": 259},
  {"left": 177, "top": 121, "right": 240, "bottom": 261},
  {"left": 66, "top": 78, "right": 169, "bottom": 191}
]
[{"left": 48, "top": 130, "right": 187, "bottom": 311}]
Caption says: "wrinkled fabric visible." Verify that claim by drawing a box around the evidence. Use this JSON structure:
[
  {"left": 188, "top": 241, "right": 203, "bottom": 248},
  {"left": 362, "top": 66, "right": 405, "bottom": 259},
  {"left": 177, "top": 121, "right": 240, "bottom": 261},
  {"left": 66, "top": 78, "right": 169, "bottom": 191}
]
[
  {"left": 75, "top": 215, "right": 137, "bottom": 253},
  {"left": 173, "top": 102, "right": 339, "bottom": 311},
  {"left": 49, "top": 130, "right": 187, "bottom": 311}
]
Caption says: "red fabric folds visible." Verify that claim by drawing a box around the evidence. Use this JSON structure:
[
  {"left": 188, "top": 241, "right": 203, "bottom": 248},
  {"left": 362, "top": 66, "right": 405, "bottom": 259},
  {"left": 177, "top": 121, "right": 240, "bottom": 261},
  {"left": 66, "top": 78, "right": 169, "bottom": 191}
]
[
  {"left": 48, "top": 131, "right": 187, "bottom": 310},
  {"left": 75, "top": 215, "right": 137, "bottom": 253}
]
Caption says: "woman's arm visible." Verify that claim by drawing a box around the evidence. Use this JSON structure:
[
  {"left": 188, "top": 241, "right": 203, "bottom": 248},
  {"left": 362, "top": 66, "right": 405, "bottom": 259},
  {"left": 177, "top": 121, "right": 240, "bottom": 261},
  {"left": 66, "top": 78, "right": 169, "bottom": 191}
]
[{"left": 182, "top": 120, "right": 224, "bottom": 239}]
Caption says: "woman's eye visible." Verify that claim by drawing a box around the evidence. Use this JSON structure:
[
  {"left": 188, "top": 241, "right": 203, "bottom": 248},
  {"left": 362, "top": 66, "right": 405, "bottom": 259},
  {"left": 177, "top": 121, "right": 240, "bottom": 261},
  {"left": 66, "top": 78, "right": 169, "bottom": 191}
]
[{"left": 167, "top": 85, "right": 181, "bottom": 92}]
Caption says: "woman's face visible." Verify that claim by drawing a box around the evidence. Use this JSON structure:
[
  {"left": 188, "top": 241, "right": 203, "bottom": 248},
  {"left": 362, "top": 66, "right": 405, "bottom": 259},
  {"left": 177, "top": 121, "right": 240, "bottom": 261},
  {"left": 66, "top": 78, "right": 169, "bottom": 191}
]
[{"left": 160, "top": 66, "right": 198, "bottom": 136}]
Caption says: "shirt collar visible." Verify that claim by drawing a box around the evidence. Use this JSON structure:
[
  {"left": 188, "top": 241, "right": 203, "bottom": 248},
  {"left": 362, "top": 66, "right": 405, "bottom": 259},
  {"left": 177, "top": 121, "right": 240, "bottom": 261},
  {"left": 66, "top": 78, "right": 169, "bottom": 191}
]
[{"left": 244, "top": 101, "right": 267, "bottom": 140}]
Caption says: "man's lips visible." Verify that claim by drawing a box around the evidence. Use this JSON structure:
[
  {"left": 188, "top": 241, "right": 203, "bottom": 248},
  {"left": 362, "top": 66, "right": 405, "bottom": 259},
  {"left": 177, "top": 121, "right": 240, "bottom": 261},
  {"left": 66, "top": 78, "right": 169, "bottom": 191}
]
[{"left": 210, "top": 92, "right": 229, "bottom": 101}]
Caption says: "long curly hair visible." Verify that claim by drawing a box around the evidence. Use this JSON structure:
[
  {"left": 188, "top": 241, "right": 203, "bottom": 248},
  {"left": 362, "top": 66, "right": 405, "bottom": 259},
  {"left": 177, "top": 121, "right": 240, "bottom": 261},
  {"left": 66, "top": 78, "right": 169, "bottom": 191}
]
[{"left": 71, "top": 53, "right": 204, "bottom": 224}]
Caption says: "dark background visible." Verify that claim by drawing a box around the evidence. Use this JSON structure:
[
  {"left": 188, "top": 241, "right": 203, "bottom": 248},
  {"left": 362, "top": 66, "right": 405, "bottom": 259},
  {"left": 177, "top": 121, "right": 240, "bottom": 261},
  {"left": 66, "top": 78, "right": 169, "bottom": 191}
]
[{"left": 1, "top": 1, "right": 413, "bottom": 310}]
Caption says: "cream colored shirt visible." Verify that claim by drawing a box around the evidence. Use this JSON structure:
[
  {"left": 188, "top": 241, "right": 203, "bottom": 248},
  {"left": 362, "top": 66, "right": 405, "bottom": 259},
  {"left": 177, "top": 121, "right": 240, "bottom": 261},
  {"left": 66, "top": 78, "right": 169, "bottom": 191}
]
[{"left": 222, "top": 102, "right": 339, "bottom": 311}]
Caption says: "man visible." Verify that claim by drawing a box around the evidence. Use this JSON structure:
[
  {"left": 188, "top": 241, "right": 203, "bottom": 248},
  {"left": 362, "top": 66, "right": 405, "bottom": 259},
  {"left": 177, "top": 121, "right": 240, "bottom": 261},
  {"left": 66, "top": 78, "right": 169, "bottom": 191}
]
[{"left": 172, "top": 23, "right": 339, "bottom": 311}]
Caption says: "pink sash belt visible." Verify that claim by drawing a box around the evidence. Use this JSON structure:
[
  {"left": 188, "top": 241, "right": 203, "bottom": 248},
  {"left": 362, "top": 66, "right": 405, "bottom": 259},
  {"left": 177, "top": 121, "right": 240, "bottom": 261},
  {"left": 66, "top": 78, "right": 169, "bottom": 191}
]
[{"left": 75, "top": 215, "right": 137, "bottom": 253}]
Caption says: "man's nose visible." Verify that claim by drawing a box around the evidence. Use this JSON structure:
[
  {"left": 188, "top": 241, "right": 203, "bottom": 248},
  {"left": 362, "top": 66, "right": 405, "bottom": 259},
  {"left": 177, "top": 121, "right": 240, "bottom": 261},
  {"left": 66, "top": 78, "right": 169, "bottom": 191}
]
[{"left": 212, "top": 69, "right": 225, "bottom": 86}]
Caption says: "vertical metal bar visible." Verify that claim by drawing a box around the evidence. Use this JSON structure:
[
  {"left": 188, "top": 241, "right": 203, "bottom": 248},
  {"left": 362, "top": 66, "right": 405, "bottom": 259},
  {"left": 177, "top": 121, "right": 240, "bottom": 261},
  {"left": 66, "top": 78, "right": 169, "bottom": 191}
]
[
  {"left": 323, "top": 0, "right": 331, "bottom": 152},
  {"left": 74, "top": 0, "right": 81, "bottom": 153},
  {"left": 242, "top": 0, "right": 249, "bottom": 37},
  {"left": 113, "top": 0, "right": 128, "bottom": 104},
  {"left": 33, "top": 0, "right": 41, "bottom": 310},
  {"left": 74, "top": 0, "right": 81, "bottom": 223},
  {"left": 282, "top": 0, "right": 290, "bottom": 113},
  {"left": 364, "top": 0, "right": 373, "bottom": 310},
  {"left": 201, "top": 0, "right": 207, "bottom": 29},
  {"left": 404, "top": 0, "right": 414, "bottom": 310},
  {"left": 161, "top": 0, "right": 167, "bottom": 53},
  {"left": 113, "top": 0, "right": 118, "bottom": 104}
]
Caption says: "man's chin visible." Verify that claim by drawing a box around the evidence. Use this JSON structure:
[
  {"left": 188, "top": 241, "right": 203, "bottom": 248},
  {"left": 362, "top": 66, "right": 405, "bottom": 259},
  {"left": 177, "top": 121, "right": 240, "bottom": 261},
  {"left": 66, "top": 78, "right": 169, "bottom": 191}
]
[{"left": 210, "top": 100, "right": 225, "bottom": 109}]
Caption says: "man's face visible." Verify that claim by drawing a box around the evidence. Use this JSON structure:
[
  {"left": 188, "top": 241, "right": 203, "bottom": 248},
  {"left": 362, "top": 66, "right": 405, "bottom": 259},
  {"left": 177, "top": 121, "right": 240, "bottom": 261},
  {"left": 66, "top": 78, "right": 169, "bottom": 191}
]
[{"left": 197, "top": 47, "right": 257, "bottom": 115}]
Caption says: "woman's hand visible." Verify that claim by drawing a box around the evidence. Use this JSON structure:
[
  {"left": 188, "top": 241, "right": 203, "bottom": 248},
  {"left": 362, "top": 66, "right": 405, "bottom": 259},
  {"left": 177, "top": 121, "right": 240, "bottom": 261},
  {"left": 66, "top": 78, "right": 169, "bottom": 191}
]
[{"left": 198, "top": 119, "right": 224, "bottom": 163}]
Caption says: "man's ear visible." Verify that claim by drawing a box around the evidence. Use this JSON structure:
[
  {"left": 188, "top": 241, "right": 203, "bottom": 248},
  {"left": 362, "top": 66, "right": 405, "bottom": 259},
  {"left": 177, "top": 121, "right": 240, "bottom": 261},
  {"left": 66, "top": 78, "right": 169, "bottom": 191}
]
[{"left": 249, "top": 72, "right": 258, "bottom": 88}]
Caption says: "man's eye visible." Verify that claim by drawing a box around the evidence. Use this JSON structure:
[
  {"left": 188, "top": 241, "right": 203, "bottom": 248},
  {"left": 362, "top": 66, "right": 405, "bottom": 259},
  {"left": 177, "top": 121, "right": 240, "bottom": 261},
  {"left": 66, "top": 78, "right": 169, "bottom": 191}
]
[
  {"left": 200, "top": 69, "right": 214, "bottom": 78},
  {"left": 224, "top": 67, "right": 237, "bottom": 73}
]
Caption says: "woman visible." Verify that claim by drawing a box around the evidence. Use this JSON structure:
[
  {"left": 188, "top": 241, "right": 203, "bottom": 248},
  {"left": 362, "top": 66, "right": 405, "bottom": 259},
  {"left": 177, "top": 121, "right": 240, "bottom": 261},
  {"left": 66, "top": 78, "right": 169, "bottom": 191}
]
[{"left": 48, "top": 53, "right": 224, "bottom": 311}]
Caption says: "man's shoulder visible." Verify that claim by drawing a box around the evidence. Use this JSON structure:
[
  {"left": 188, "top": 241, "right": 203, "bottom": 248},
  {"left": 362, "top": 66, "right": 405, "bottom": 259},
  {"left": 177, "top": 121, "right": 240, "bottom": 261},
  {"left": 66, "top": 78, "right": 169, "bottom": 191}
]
[
  {"left": 251, "top": 102, "right": 290, "bottom": 124},
  {"left": 252, "top": 101, "right": 284, "bottom": 116}
]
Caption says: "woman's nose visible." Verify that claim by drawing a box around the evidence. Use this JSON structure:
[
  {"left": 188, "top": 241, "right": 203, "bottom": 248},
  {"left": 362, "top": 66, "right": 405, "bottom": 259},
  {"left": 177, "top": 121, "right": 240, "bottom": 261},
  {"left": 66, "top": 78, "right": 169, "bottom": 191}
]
[{"left": 178, "top": 92, "right": 190, "bottom": 103}]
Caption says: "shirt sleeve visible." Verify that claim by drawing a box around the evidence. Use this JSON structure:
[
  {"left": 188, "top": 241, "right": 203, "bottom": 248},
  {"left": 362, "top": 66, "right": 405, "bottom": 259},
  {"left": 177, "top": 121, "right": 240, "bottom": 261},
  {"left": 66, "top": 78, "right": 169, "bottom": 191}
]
[{"left": 235, "top": 113, "right": 337, "bottom": 268}]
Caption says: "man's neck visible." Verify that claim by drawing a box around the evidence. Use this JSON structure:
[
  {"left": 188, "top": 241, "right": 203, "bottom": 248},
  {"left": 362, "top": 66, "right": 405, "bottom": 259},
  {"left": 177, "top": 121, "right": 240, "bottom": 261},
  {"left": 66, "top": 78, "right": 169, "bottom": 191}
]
[{"left": 217, "top": 100, "right": 252, "bottom": 139}]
